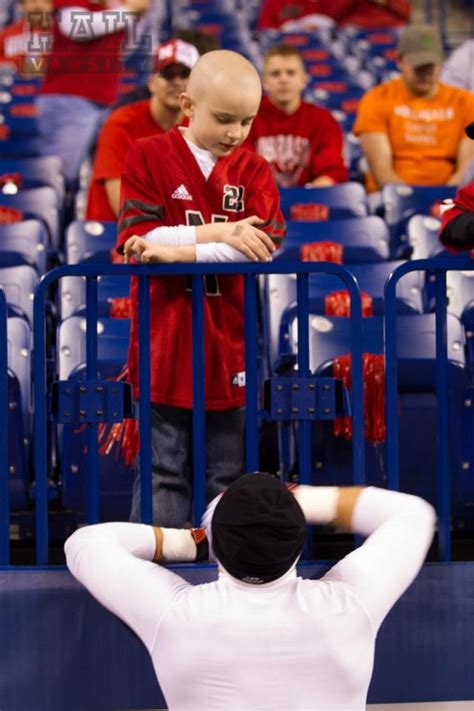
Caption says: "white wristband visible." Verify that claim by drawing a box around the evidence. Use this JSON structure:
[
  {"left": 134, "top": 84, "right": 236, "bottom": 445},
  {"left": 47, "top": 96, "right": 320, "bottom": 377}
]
[
  {"left": 161, "top": 528, "right": 197, "bottom": 562},
  {"left": 291, "top": 486, "right": 340, "bottom": 525},
  {"left": 146, "top": 225, "right": 196, "bottom": 247}
]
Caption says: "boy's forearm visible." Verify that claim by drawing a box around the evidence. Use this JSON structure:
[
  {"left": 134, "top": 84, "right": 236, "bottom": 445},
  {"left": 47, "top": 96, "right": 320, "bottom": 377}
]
[{"left": 291, "top": 485, "right": 364, "bottom": 528}]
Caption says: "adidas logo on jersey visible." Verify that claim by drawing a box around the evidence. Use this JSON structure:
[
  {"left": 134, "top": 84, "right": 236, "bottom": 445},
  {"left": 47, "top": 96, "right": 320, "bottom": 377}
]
[{"left": 172, "top": 184, "right": 193, "bottom": 200}]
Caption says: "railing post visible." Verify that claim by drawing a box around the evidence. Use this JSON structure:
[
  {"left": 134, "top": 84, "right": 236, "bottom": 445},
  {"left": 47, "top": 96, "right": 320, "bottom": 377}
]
[
  {"left": 138, "top": 276, "right": 152, "bottom": 525},
  {"left": 85, "top": 277, "right": 100, "bottom": 524},
  {"left": 435, "top": 271, "right": 451, "bottom": 562},
  {"left": 244, "top": 274, "right": 259, "bottom": 473},
  {"left": 0, "top": 289, "right": 9, "bottom": 566},
  {"left": 192, "top": 275, "right": 206, "bottom": 525}
]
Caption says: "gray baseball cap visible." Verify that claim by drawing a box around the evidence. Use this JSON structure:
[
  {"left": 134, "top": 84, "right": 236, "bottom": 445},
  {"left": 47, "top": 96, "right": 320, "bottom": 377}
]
[{"left": 397, "top": 25, "right": 443, "bottom": 67}]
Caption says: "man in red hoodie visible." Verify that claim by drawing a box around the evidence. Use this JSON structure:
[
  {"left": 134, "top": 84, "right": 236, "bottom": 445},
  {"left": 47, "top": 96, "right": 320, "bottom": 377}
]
[
  {"left": 245, "top": 44, "right": 348, "bottom": 187},
  {"left": 440, "top": 122, "right": 474, "bottom": 252},
  {"left": 257, "top": 0, "right": 410, "bottom": 30}
]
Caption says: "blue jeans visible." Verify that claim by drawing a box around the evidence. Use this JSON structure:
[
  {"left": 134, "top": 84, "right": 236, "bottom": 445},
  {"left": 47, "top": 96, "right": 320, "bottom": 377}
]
[
  {"left": 36, "top": 94, "right": 108, "bottom": 188},
  {"left": 129, "top": 404, "right": 246, "bottom": 527}
]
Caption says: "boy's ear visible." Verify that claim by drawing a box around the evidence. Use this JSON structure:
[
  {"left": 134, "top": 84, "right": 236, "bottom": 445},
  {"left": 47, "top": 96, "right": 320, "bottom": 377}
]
[{"left": 180, "top": 92, "right": 194, "bottom": 118}]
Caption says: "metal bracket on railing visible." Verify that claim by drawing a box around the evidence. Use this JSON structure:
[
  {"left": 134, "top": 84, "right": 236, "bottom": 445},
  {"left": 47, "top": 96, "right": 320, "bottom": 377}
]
[
  {"left": 263, "top": 376, "right": 348, "bottom": 421},
  {"left": 49, "top": 380, "right": 134, "bottom": 424}
]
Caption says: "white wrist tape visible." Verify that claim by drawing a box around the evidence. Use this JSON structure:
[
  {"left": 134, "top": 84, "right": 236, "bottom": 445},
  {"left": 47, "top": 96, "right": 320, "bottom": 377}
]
[
  {"left": 146, "top": 225, "right": 196, "bottom": 246},
  {"left": 291, "top": 486, "right": 340, "bottom": 525},
  {"left": 161, "top": 528, "right": 197, "bottom": 562}
]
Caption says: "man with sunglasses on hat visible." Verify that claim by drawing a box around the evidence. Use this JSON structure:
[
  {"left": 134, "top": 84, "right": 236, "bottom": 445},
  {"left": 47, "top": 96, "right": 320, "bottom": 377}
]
[
  {"left": 86, "top": 38, "right": 199, "bottom": 222},
  {"left": 65, "top": 473, "right": 435, "bottom": 710}
]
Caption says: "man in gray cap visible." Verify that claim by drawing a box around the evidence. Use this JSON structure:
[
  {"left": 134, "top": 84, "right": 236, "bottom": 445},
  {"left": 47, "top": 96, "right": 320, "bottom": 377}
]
[{"left": 353, "top": 24, "right": 474, "bottom": 193}]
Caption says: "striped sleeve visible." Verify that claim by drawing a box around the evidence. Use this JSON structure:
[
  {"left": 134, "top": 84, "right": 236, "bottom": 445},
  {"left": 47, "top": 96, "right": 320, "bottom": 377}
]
[
  {"left": 117, "top": 140, "right": 165, "bottom": 253},
  {"left": 246, "top": 159, "right": 286, "bottom": 248}
]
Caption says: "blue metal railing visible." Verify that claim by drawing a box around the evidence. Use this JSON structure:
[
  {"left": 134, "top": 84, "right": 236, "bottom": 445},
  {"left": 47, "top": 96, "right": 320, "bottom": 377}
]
[
  {"left": 0, "top": 288, "right": 9, "bottom": 566},
  {"left": 0, "top": 257, "right": 466, "bottom": 565},
  {"left": 384, "top": 257, "right": 474, "bottom": 562},
  {"left": 31, "top": 261, "right": 364, "bottom": 565}
]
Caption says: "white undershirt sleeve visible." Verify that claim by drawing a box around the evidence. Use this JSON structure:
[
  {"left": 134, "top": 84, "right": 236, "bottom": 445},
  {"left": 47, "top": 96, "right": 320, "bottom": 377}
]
[
  {"left": 58, "top": 6, "right": 132, "bottom": 40},
  {"left": 145, "top": 225, "right": 196, "bottom": 247},
  {"left": 323, "top": 488, "right": 436, "bottom": 634},
  {"left": 64, "top": 523, "right": 191, "bottom": 652},
  {"left": 195, "top": 243, "right": 253, "bottom": 263}
]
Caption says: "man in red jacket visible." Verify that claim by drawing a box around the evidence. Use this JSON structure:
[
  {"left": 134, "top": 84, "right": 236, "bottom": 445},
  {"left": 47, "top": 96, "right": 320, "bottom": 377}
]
[
  {"left": 245, "top": 44, "right": 348, "bottom": 187},
  {"left": 440, "top": 122, "right": 474, "bottom": 252}
]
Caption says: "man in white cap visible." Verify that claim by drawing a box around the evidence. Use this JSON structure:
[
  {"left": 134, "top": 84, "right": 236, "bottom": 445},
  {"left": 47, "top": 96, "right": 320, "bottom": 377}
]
[
  {"left": 65, "top": 473, "right": 435, "bottom": 710},
  {"left": 86, "top": 38, "right": 199, "bottom": 221}
]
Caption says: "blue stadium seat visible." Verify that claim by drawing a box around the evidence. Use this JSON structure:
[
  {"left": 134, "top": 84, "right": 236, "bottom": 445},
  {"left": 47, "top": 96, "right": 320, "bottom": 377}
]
[
  {"left": 57, "top": 316, "right": 133, "bottom": 520},
  {"left": 0, "top": 186, "right": 61, "bottom": 249},
  {"left": 60, "top": 274, "right": 131, "bottom": 320},
  {"left": 382, "top": 183, "right": 457, "bottom": 256},
  {"left": 276, "top": 215, "right": 390, "bottom": 262},
  {"left": 275, "top": 312, "right": 472, "bottom": 525},
  {"left": 0, "top": 156, "right": 64, "bottom": 201},
  {"left": 279, "top": 182, "right": 368, "bottom": 219},
  {"left": 0, "top": 220, "right": 47, "bottom": 273},
  {"left": 407, "top": 214, "right": 443, "bottom": 259},
  {"left": 0, "top": 265, "right": 38, "bottom": 324},
  {"left": 66, "top": 220, "right": 117, "bottom": 264},
  {"left": 0, "top": 113, "right": 39, "bottom": 138},
  {"left": 263, "top": 261, "right": 423, "bottom": 370},
  {"left": 7, "top": 316, "right": 32, "bottom": 510},
  {"left": 0, "top": 135, "right": 43, "bottom": 157},
  {"left": 446, "top": 270, "right": 474, "bottom": 374}
]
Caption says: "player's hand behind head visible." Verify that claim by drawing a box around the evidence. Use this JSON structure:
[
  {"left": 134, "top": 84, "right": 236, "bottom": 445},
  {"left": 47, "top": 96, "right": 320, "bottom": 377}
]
[{"left": 220, "top": 215, "right": 276, "bottom": 262}]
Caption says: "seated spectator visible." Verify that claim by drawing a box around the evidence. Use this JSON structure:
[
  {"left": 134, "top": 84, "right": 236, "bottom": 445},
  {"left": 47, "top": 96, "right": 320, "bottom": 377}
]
[
  {"left": 245, "top": 44, "right": 348, "bottom": 187},
  {"left": 257, "top": 0, "right": 410, "bottom": 30},
  {"left": 440, "top": 182, "right": 474, "bottom": 252},
  {"left": 353, "top": 25, "right": 474, "bottom": 192},
  {"left": 440, "top": 122, "right": 474, "bottom": 252},
  {"left": 441, "top": 39, "right": 474, "bottom": 93},
  {"left": 86, "top": 39, "right": 199, "bottom": 221},
  {"left": 114, "top": 29, "right": 219, "bottom": 110},
  {"left": 37, "top": 0, "right": 150, "bottom": 190},
  {"left": 0, "top": 0, "right": 52, "bottom": 76},
  {"left": 257, "top": 1, "right": 330, "bottom": 30}
]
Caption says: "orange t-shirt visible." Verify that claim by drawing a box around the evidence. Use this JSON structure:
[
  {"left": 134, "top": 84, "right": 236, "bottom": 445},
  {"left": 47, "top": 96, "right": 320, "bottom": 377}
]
[{"left": 353, "top": 77, "right": 474, "bottom": 192}]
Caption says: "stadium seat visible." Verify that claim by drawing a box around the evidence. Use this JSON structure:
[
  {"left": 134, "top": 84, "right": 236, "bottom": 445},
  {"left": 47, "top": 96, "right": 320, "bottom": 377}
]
[
  {"left": 6, "top": 315, "right": 32, "bottom": 510},
  {"left": 276, "top": 215, "right": 390, "bottom": 262},
  {"left": 382, "top": 183, "right": 457, "bottom": 256},
  {"left": 66, "top": 220, "right": 117, "bottom": 264},
  {"left": 60, "top": 274, "right": 131, "bottom": 320},
  {"left": 407, "top": 214, "right": 443, "bottom": 259},
  {"left": 0, "top": 220, "right": 48, "bottom": 273},
  {"left": 0, "top": 156, "right": 64, "bottom": 201},
  {"left": 275, "top": 312, "right": 472, "bottom": 525},
  {"left": 263, "top": 261, "right": 423, "bottom": 370},
  {"left": 0, "top": 265, "right": 38, "bottom": 324},
  {"left": 57, "top": 316, "right": 133, "bottom": 520},
  {"left": 0, "top": 186, "right": 61, "bottom": 249},
  {"left": 279, "top": 182, "right": 368, "bottom": 219},
  {"left": 0, "top": 135, "right": 43, "bottom": 158},
  {"left": 445, "top": 270, "right": 474, "bottom": 374}
]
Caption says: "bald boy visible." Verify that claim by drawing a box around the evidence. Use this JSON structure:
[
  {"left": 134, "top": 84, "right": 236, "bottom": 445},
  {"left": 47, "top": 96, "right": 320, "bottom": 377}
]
[{"left": 118, "top": 51, "right": 286, "bottom": 527}]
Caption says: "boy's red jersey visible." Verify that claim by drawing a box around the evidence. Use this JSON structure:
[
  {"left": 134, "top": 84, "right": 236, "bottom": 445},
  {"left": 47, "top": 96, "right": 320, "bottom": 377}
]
[{"left": 118, "top": 126, "right": 285, "bottom": 409}]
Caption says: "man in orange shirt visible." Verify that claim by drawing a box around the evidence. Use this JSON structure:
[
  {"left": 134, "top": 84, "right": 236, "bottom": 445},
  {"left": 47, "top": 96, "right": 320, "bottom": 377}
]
[
  {"left": 86, "top": 39, "right": 199, "bottom": 221},
  {"left": 0, "top": 0, "right": 52, "bottom": 76},
  {"left": 353, "top": 25, "right": 474, "bottom": 192}
]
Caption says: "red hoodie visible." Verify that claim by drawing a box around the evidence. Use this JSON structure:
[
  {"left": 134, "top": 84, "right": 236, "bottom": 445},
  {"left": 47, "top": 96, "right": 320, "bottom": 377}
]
[{"left": 440, "top": 182, "right": 474, "bottom": 252}]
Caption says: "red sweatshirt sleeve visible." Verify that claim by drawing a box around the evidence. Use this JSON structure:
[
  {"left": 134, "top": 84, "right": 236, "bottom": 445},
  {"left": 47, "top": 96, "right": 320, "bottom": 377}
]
[{"left": 310, "top": 110, "right": 348, "bottom": 183}]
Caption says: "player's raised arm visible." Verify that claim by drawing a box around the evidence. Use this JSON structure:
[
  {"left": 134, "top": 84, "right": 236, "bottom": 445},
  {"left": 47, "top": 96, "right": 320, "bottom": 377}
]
[{"left": 291, "top": 485, "right": 436, "bottom": 633}]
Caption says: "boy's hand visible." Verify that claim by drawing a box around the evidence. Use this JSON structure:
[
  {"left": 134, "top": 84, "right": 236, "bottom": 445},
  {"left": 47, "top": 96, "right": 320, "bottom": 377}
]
[
  {"left": 123, "top": 235, "right": 149, "bottom": 263},
  {"left": 123, "top": 235, "right": 178, "bottom": 263},
  {"left": 217, "top": 216, "right": 276, "bottom": 261}
]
